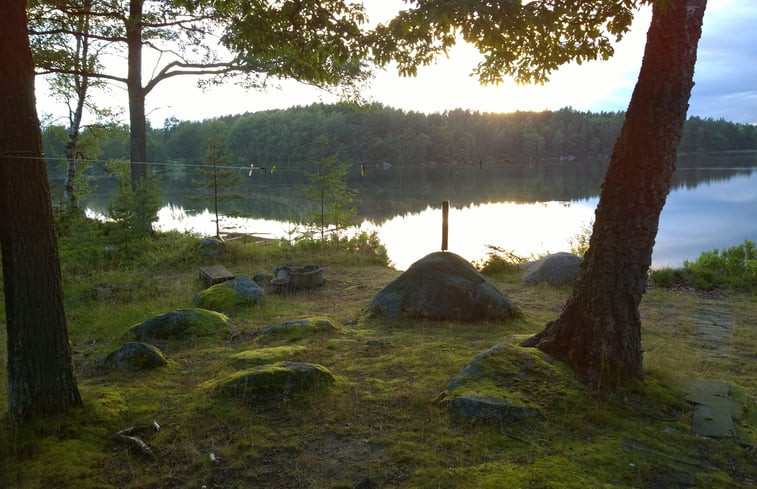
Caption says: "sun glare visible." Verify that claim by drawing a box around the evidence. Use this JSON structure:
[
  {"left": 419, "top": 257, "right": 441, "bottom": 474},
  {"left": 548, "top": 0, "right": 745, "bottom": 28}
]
[{"left": 366, "top": 200, "right": 597, "bottom": 270}]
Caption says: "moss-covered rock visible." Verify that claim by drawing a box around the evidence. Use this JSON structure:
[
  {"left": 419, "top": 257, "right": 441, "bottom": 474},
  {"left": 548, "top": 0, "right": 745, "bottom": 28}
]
[
  {"left": 262, "top": 317, "right": 340, "bottom": 340},
  {"left": 97, "top": 342, "right": 168, "bottom": 372},
  {"left": 441, "top": 343, "right": 578, "bottom": 422},
  {"left": 213, "top": 362, "right": 335, "bottom": 403},
  {"left": 193, "top": 276, "right": 264, "bottom": 312},
  {"left": 125, "top": 308, "right": 234, "bottom": 341},
  {"left": 229, "top": 345, "right": 307, "bottom": 367}
]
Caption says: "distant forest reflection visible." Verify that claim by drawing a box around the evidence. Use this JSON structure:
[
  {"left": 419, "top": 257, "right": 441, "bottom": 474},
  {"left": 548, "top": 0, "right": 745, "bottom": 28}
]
[{"left": 74, "top": 151, "right": 756, "bottom": 226}]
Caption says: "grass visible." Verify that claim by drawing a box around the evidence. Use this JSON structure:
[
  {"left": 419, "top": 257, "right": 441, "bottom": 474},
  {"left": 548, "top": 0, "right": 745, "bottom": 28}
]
[{"left": 0, "top": 223, "right": 756, "bottom": 488}]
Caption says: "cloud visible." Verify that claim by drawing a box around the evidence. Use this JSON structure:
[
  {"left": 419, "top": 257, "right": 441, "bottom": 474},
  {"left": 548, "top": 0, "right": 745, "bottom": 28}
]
[{"left": 689, "top": 0, "right": 757, "bottom": 123}]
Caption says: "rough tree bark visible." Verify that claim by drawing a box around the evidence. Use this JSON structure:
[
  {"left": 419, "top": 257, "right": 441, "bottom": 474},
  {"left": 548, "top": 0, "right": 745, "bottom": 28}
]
[
  {"left": 0, "top": 0, "right": 83, "bottom": 420},
  {"left": 127, "top": 0, "right": 148, "bottom": 187},
  {"left": 522, "top": 0, "right": 708, "bottom": 388}
]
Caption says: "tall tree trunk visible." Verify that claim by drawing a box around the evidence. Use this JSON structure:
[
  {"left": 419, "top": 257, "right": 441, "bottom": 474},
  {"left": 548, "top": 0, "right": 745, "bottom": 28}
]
[
  {"left": 126, "top": 0, "right": 153, "bottom": 234},
  {"left": 0, "top": 0, "right": 82, "bottom": 420},
  {"left": 522, "top": 0, "right": 707, "bottom": 388},
  {"left": 127, "top": 0, "right": 147, "bottom": 187},
  {"left": 63, "top": 0, "right": 92, "bottom": 214},
  {"left": 64, "top": 67, "right": 88, "bottom": 214}
]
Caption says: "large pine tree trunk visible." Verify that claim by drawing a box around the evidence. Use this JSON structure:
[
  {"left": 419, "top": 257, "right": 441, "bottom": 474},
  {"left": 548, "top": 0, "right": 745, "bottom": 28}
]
[
  {"left": 522, "top": 0, "right": 707, "bottom": 388},
  {"left": 125, "top": 0, "right": 154, "bottom": 234},
  {"left": 0, "top": 0, "right": 82, "bottom": 420},
  {"left": 127, "top": 0, "right": 148, "bottom": 187}
]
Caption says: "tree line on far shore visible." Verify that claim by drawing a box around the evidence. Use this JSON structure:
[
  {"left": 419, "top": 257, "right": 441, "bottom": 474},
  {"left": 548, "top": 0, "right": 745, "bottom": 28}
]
[{"left": 41, "top": 104, "right": 757, "bottom": 176}]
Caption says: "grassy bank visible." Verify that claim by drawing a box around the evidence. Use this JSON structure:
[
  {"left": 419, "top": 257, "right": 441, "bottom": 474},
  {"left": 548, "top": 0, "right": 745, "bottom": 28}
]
[{"left": 1, "top": 222, "right": 755, "bottom": 488}]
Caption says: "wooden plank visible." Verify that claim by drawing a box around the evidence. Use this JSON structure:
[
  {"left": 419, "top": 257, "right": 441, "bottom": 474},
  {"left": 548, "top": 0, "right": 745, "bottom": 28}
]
[{"left": 199, "top": 265, "right": 235, "bottom": 288}]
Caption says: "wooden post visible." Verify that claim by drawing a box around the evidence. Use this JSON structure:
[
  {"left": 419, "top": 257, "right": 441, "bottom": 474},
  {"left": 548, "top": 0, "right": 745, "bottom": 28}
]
[{"left": 441, "top": 200, "right": 449, "bottom": 251}]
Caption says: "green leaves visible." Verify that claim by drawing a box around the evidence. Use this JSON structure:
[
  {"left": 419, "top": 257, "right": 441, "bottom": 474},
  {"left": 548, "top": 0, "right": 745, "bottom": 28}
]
[
  {"left": 305, "top": 140, "right": 357, "bottom": 241},
  {"left": 370, "top": 0, "right": 641, "bottom": 85},
  {"left": 215, "top": 0, "right": 372, "bottom": 89}
]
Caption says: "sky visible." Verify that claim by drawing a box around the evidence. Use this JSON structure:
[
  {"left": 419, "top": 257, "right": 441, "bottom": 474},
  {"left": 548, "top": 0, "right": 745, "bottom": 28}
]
[{"left": 36, "top": 0, "right": 757, "bottom": 127}]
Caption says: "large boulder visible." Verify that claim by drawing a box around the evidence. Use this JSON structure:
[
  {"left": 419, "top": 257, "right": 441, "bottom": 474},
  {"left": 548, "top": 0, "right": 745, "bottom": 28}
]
[
  {"left": 213, "top": 362, "right": 335, "bottom": 403},
  {"left": 125, "top": 308, "right": 234, "bottom": 341},
  {"left": 368, "top": 251, "right": 520, "bottom": 321},
  {"left": 522, "top": 252, "right": 581, "bottom": 287},
  {"left": 193, "top": 276, "right": 264, "bottom": 312},
  {"left": 97, "top": 342, "right": 168, "bottom": 372}
]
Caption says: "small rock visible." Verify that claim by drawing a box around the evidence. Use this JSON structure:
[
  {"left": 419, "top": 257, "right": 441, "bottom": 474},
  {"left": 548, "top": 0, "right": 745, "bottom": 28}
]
[
  {"left": 262, "top": 317, "right": 339, "bottom": 337},
  {"left": 214, "top": 361, "right": 335, "bottom": 403},
  {"left": 97, "top": 342, "right": 168, "bottom": 372},
  {"left": 448, "top": 396, "right": 531, "bottom": 422},
  {"left": 193, "top": 276, "right": 265, "bottom": 312},
  {"left": 522, "top": 252, "right": 581, "bottom": 287},
  {"left": 200, "top": 237, "right": 225, "bottom": 257},
  {"left": 125, "top": 308, "right": 234, "bottom": 341}
]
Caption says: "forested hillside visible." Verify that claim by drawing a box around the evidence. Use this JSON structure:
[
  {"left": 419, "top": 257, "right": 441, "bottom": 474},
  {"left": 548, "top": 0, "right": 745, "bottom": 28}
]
[{"left": 42, "top": 104, "right": 757, "bottom": 173}]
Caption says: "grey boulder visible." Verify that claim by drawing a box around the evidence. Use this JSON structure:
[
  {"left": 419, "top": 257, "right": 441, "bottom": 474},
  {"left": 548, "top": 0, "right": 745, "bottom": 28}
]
[
  {"left": 522, "top": 252, "right": 581, "bottom": 287},
  {"left": 369, "top": 251, "right": 520, "bottom": 321}
]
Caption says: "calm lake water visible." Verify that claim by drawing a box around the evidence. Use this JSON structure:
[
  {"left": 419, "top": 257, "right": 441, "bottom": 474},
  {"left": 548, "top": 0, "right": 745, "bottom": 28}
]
[{"left": 74, "top": 153, "right": 757, "bottom": 271}]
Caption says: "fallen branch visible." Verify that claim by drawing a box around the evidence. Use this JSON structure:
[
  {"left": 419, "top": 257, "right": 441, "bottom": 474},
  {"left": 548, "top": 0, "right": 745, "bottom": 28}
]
[{"left": 113, "top": 427, "right": 154, "bottom": 458}]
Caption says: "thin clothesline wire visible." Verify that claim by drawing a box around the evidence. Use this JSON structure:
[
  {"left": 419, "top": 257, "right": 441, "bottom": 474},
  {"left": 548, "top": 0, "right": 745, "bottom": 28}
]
[{"left": 0, "top": 152, "right": 551, "bottom": 173}]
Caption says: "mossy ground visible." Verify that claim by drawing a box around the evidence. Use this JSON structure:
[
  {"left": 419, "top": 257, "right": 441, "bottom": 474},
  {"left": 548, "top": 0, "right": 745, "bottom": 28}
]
[{"left": 0, "top": 232, "right": 755, "bottom": 488}]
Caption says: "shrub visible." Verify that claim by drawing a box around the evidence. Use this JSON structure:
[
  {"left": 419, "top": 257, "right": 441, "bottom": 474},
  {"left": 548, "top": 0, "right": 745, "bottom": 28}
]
[
  {"left": 683, "top": 239, "right": 757, "bottom": 291},
  {"left": 285, "top": 230, "right": 389, "bottom": 267},
  {"left": 474, "top": 245, "right": 527, "bottom": 275},
  {"left": 648, "top": 267, "right": 693, "bottom": 289},
  {"left": 569, "top": 219, "right": 593, "bottom": 258}
]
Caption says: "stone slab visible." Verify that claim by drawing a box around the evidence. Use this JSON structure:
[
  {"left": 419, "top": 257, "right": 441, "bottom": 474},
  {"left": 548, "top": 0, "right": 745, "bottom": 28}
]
[
  {"left": 692, "top": 404, "right": 735, "bottom": 438},
  {"left": 682, "top": 380, "right": 741, "bottom": 437}
]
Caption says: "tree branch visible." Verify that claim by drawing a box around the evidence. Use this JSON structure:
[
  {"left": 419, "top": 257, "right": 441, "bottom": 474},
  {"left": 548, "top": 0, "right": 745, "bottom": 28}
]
[
  {"left": 144, "top": 61, "right": 244, "bottom": 94},
  {"left": 36, "top": 67, "right": 127, "bottom": 85},
  {"left": 29, "top": 27, "right": 126, "bottom": 44}
]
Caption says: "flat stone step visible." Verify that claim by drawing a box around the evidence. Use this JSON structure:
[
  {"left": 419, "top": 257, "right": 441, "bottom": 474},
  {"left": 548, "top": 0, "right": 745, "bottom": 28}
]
[
  {"left": 692, "top": 301, "right": 734, "bottom": 358},
  {"left": 683, "top": 380, "right": 742, "bottom": 438}
]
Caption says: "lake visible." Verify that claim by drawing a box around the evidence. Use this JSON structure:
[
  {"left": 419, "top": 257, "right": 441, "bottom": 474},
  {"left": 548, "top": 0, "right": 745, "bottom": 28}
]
[{"left": 73, "top": 152, "right": 757, "bottom": 271}]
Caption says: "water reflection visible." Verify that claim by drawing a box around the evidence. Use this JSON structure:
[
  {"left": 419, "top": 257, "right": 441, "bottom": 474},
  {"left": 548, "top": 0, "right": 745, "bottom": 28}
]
[
  {"left": 67, "top": 153, "right": 756, "bottom": 271},
  {"left": 361, "top": 200, "right": 597, "bottom": 270},
  {"left": 655, "top": 172, "right": 757, "bottom": 267}
]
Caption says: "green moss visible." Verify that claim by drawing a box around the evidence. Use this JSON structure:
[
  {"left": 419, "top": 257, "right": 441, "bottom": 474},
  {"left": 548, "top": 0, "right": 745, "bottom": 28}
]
[
  {"left": 262, "top": 316, "right": 341, "bottom": 342},
  {"left": 15, "top": 439, "right": 109, "bottom": 489},
  {"left": 229, "top": 345, "right": 307, "bottom": 366},
  {"left": 194, "top": 284, "right": 240, "bottom": 311},
  {"left": 211, "top": 362, "right": 336, "bottom": 403},
  {"left": 437, "top": 453, "right": 632, "bottom": 488},
  {"left": 125, "top": 308, "right": 233, "bottom": 341},
  {"left": 9, "top": 227, "right": 756, "bottom": 488},
  {"left": 193, "top": 277, "right": 264, "bottom": 312},
  {"left": 441, "top": 343, "right": 583, "bottom": 414},
  {"left": 91, "top": 389, "right": 129, "bottom": 421}
]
